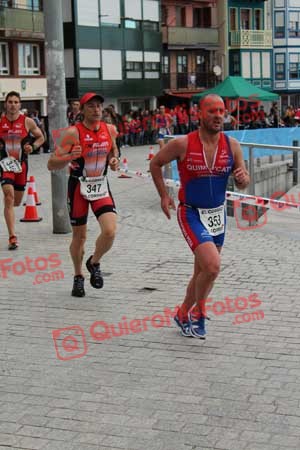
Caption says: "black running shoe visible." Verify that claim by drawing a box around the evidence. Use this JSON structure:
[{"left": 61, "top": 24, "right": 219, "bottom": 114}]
[
  {"left": 86, "top": 255, "right": 104, "bottom": 289},
  {"left": 8, "top": 235, "right": 18, "bottom": 250},
  {"left": 71, "top": 275, "right": 85, "bottom": 297}
]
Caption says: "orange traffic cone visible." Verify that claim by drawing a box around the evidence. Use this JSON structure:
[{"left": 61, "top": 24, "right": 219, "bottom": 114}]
[
  {"left": 20, "top": 187, "right": 42, "bottom": 222},
  {"left": 24, "top": 176, "right": 41, "bottom": 206},
  {"left": 118, "top": 158, "right": 132, "bottom": 178},
  {"left": 147, "top": 146, "right": 155, "bottom": 161}
]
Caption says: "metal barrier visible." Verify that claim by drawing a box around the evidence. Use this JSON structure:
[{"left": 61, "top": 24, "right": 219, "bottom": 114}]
[
  {"left": 240, "top": 142, "right": 300, "bottom": 195},
  {"left": 163, "top": 137, "right": 300, "bottom": 227}
]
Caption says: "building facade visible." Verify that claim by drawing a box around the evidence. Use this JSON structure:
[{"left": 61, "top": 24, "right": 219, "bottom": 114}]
[
  {"left": 273, "top": 0, "right": 300, "bottom": 108},
  {"left": 0, "top": 0, "right": 47, "bottom": 114},
  {"left": 63, "top": 0, "right": 162, "bottom": 113},
  {"left": 219, "top": 0, "right": 273, "bottom": 90},
  {"left": 161, "top": 0, "right": 220, "bottom": 104}
]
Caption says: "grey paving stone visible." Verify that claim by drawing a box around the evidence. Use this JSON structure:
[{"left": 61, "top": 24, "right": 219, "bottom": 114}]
[{"left": 1, "top": 148, "right": 300, "bottom": 450}]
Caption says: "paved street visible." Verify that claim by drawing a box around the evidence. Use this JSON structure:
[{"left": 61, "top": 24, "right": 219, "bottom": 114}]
[{"left": 1, "top": 145, "right": 300, "bottom": 450}]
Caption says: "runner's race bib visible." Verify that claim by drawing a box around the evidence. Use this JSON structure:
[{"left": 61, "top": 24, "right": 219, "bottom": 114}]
[
  {"left": 159, "top": 127, "right": 169, "bottom": 136},
  {"left": 79, "top": 175, "right": 109, "bottom": 201},
  {"left": 198, "top": 204, "right": 225, "bottom": 236},
  {"left": 0, "top": 157, "right": 22, "bottom": 173}
]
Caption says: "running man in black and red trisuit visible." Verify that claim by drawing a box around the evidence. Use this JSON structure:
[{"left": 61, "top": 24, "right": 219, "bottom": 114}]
[
  {"left": 0, "top": 91, "right": 45, "bottom": 250},
  {"left": 150, "top": 94, "right": 250, "bottom": 339},
  {"left": 47, "top": 92, "right": 120, "bottom": 297}
]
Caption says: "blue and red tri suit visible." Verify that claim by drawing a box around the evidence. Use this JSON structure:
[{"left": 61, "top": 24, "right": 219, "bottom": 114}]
[{"left": 177, "top": 130, "right": 234, "bottom": 251}]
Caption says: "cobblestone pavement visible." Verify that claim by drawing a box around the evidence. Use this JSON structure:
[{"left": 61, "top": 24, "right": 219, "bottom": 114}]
[{"left": 1, "top": 145, "right": 300, "bottom": 450}]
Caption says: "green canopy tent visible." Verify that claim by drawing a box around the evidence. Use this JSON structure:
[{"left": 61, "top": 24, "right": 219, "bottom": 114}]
[{"left": 192, "top": 76, "right": 279, "bottom": 128}]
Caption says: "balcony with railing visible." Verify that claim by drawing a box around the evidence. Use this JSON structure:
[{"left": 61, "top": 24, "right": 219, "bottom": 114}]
[
  {"left": 0, "top": 3, "right": 44, "bottom": 38},
  {"left": 230, "top": 30, "right": 272, "bottom": 48},
  {"left": 162, "top": 71, "right": 217, "bottom": 91},
  {"left": 162, "top": 26, "right": 218, "bottom": 47}
]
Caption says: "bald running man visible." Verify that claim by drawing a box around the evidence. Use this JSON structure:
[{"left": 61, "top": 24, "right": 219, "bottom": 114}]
[{"left": 150, "top": 94, "right": 250, "bottom": 338}]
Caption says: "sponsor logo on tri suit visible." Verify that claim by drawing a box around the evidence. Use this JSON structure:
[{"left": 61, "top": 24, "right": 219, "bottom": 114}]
[
  {"left": 84, "top": 134, "right": 93, "bottom": 141},
  {"left": 186, "top": 163, "right": 231, "bottom": 173}
]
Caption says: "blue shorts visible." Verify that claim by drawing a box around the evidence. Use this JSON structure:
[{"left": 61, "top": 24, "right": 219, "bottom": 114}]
[{"left": 177, "top": 203, "right": 225, "bottom": 252}]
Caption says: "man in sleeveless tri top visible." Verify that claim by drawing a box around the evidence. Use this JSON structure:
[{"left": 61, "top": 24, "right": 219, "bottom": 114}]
[
  {"left": 47, "top": 92, "right": 120, "bottom": 297},
  {"left": 150, "top": 94, "right": 249, "bottom": 339},
  {"left": 0, "top": 91, "right": 45, "bottom": 250}
]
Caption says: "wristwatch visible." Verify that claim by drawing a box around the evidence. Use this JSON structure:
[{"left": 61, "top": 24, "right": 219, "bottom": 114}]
[{"left": 32, "top": 143, "right": 38, "bottom": 152}]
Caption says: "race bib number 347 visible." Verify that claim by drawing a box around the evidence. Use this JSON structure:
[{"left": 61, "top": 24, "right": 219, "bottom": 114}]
[
  {"left": 79, "top": 175, "right": 109, "bottom": 201},
  {"left": 198, "top": 204, "right": 225, "bottom": 236}
]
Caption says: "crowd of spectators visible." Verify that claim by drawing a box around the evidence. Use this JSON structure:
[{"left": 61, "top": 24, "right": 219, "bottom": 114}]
[{"left": 66, "top": 100, "right": 300, "bottom": 150}]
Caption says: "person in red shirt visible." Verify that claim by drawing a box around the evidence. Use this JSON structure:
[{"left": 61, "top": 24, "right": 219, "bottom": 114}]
[
  {"left": 189, "top": 104, "right": 199, "bottom": 131},
  {"left": 122, "top": 114, "right": 130, "bottom": 147},
  {"left": 177, "top": 106, "right": 188, "bottom": 134},
  {"left": 48, "top": 92, "right": 120, "bottom": 297},
  {"left": 156, "top": 105, "right": 173, "bottom": 139},
  {"left": 0, "top": 91, "right": 44, "bottom": 249},
  {"left": 68, "top": 99, "right": 82, "bottom": 125},
  {"left": 142, "top": 110, "right": 152, "bottom": 145}
]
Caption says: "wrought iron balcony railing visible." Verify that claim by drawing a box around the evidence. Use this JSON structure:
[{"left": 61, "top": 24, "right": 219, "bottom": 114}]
[{"left": 230, "top": 30, "right": 272, "bottom": 48}]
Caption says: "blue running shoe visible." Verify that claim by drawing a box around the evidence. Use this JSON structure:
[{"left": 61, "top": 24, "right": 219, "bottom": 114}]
[
  {"left": 174, "top": 314, "right": 191, "bottom": 337},
  {"left": 188, "top": 312, "right": 208, "bottom": 339}
]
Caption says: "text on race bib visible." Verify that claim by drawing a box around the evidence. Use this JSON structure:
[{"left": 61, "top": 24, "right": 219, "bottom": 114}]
[
  {"left": 198, "top": 204, "right": 225, "bottom": 236},
  {"left": 0, "top": 157, "right": 22, "bottom": 173},
  {"left": 79, "top": 175, "right": 109, "bottom": 201}
]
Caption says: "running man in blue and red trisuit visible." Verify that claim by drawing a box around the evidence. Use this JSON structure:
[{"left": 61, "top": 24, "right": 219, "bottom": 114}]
[{"left": 150, "top": 94, "right": 250, "bottom": 339}]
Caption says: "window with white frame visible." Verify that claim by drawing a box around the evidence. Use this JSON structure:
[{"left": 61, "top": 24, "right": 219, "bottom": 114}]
[
  {"left": 77, "top": 0, "right": 99, "bottom": 26},
  {"left": 0, "top": 42, "right": 9, "bottom": 75},
  {"left": 162, "top": 55, "right": 169, "bottom": 74},
  {"left": 144, "top": 51, "right": 160, "bottom": 78},
  {"left": 100, "top": 0, "right": 121, "bottom": 27},
  {"left": 124, "top": 0, "right": 142, "bottom": 20},
  {"left": 143, "top": 1, "right": 159, "bottom": 22},
  {"left": 79, "top": 49, "right": 101, "bottom": 78},
  {"left": 289, "top": 11, "right": 300, "bottom": 38},
  {"left": 289, "top": 53, "right": 300, "bottom": 79},
  {"left": 126, "top": 51, "right": 143, "bottom": 78},
  {"left": 18, "top": 43, "right": 40, "bottom": 75},
  {"left": 275, "top": 11, "right": 285, "bottom": 38},
  {"left": 275, "top": 53, "right": 285, "bottom": 80},
  {"left": 102, "top": 50, "right": 122, "bottom": 80}
]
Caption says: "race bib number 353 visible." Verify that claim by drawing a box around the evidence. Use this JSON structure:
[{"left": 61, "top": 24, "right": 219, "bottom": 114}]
[
  {"left": 198, "top": 204, "right": 225, "bottom": 236},
  {"left": 79, "top": 175, "right": 109, "bottom": 201}
]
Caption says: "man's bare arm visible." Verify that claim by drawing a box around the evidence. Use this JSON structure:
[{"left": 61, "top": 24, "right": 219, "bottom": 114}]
[
  {"left": 106, "top": 124, "right": 120, "bottom": 172},
  {"left": 150, "top": 136, "right": 186, "bottom": 199},
  {"left": 150, "top": 137, "right": 186, "bottom": 219},
  {"left": 25, "top": 117, "right": 45, "bottom": 151},
  {"left": 47, "top": 127, "right": 81, "bottom": 171},
  {"left": 230, "top": 137, "right": 250, "bottom": 189}
]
